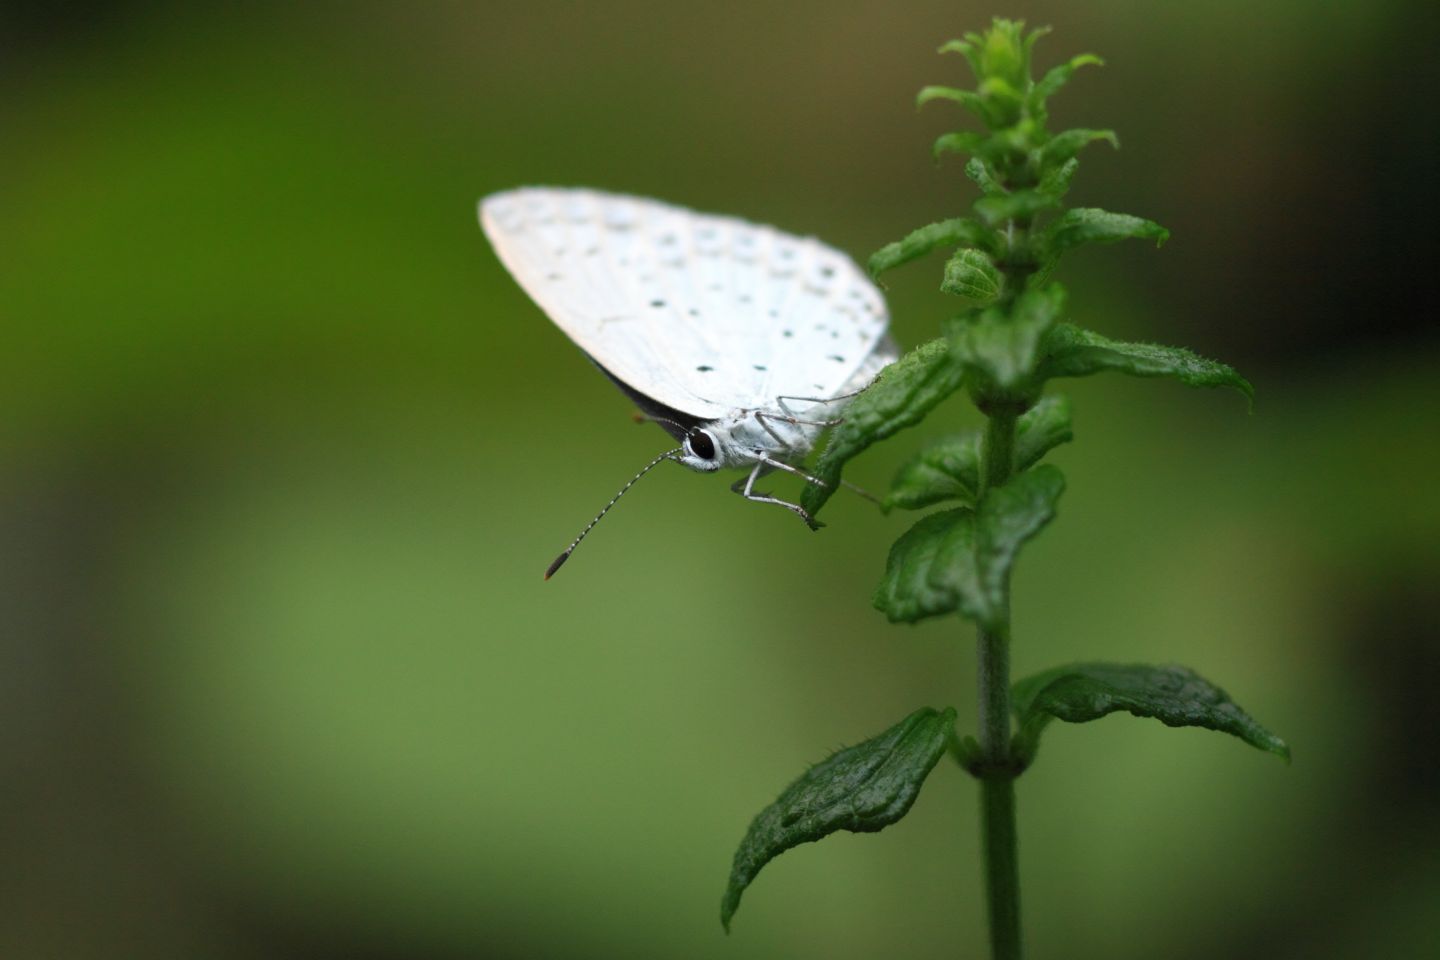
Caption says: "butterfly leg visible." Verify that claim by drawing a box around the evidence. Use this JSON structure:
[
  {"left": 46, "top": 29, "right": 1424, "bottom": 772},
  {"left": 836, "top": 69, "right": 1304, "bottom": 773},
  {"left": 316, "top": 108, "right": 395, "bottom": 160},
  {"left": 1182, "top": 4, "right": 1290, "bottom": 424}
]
[
  {"left": 754, "top": 452, "right": 828, "bottom": 488},
  {"left": 733, "top": 462, "right": 822, "bottom": 530},
  {"left": 756, "top": 450, "right": 883, "bottom": 508},
  {"left": 772, "top": 398, "right": 845, "bottom": 427}
]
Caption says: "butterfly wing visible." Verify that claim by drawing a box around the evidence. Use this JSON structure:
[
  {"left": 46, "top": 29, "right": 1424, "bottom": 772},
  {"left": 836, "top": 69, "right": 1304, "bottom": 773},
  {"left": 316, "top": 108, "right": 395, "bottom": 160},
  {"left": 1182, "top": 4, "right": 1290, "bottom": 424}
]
[{"left": 480, "top": 187, "right": 893, "bottom": 420}]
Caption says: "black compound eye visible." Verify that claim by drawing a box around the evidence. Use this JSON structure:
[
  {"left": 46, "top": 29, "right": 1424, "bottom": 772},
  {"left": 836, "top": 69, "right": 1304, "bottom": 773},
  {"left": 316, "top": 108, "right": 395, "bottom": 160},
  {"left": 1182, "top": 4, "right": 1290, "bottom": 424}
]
[{"left": 689, "top": 431, "right": 716, "bottom": 460}]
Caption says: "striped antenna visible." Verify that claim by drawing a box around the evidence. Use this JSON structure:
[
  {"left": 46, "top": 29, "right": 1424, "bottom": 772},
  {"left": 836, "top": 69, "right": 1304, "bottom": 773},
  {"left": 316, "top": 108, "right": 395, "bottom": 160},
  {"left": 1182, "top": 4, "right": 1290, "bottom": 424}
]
[{"left": 545, "top": 447, "right": 683, "bottom": 579}]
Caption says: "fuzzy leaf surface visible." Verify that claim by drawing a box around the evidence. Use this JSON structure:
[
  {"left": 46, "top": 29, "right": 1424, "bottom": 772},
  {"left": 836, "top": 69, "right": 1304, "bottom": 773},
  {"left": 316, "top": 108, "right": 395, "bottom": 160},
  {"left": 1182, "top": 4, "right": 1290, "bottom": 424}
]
[
  {"left": 946, "top": 283, "right": 1067, "bottom": 391},
  {"left": 885, "top": 395, "right": 1073, "bottom": 512},
  {"left": 874, "top": 465, "right": 1065, "bottom": 626},
  {"left": 1012, "top": 663, "right": 1290, "bottom": 763},
  {"left": 1044, "top": 207, "right": 1168, "bottom": 255},
  {"left": 1035, "top": 158, "right": 1080, "bottom": 202},
  {"left": 721, "top": 706, "right": 957, "bottom": 930},
  {"left": 941, "top": 248, "right": 1002, "bottom": 302},
  {"left": 964, "top": 156, "right": 1005, "bottom": 195},
  {"left": 1038, "top": 324, "right": 1253, "bottom": 402},
  {"left": 803, "top": 339, "right": 966, "bottom": 516},
  {"left": 869, "top": 218, "right": 996, "bottom": 279}
]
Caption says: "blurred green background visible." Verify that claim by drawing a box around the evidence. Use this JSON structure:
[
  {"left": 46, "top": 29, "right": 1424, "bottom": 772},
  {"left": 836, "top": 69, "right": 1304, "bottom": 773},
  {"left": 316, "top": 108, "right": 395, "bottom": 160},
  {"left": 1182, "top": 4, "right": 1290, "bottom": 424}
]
[{"left": 3, "top": 1, "right": 1437, "bottom": 958}]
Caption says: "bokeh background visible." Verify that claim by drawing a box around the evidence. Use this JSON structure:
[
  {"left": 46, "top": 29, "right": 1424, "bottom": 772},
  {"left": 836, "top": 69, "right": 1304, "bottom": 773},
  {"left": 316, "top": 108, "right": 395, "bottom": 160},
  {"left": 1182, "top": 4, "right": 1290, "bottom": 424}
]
[{"left": 3, "top": 1, "right": 1437, "bottom": 958}]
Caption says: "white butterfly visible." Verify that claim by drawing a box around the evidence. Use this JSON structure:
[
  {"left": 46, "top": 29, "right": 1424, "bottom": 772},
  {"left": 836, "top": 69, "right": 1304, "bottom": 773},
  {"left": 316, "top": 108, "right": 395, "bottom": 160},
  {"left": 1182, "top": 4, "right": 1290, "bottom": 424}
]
[{"left": 479, "top": 187, "right": 897, "bottom": 576}]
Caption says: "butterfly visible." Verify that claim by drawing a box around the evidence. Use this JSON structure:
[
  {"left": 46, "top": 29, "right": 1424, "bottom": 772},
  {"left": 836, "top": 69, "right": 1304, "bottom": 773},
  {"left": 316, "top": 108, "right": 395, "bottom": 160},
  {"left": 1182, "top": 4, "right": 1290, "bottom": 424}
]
[{"left": 479, "top": 187, "right": 897, "bottom": 577}]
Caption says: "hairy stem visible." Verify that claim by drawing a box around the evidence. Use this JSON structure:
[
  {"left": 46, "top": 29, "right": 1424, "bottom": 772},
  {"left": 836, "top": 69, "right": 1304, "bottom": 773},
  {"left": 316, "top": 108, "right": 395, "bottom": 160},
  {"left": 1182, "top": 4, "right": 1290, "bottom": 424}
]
[{"left": 977, "top": 405, "right": 1020, "bottom": 959}]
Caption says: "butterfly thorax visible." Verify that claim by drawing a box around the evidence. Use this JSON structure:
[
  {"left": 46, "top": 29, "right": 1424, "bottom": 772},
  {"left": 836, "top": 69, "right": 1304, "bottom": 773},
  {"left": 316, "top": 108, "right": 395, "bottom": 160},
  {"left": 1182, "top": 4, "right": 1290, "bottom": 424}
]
[{"left": 676, "top": 402, "right": 832, "bottom": 473}]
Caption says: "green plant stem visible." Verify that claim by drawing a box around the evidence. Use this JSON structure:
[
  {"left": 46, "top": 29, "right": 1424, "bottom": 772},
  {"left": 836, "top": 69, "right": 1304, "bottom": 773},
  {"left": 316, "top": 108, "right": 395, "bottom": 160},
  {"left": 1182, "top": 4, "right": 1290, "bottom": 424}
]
[
  {"left": 980, "top": 776, "right": 1020, "bottom": 960},
  {"left": 980, "top": 407, "right": 1018, "bottom": 496},
  {"left": 977, "top": 409, "right": 1020, "bottom": 960}
]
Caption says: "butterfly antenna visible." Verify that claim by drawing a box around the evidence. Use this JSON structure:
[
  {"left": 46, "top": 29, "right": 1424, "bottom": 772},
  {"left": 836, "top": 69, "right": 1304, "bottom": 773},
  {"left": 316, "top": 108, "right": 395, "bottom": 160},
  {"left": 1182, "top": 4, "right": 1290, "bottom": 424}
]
[
  {"left": 545, "top": 447, "right": 683, "bottom": 579},
  {"left": 631, "top": 412, "right": 690, "bottom": 434}
]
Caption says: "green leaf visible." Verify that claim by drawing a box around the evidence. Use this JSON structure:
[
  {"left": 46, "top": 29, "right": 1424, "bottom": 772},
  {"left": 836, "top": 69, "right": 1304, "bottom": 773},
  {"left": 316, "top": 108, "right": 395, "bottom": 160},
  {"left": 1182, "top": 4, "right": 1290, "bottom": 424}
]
[
  {"left": 885, "top": 395, "right": 1073, "bottom": 512},
  {"left": 1037, "top": 323, "right": 1253, "bottom": 403},
  {"left": 917, "top": 84, "right": 985, "bottom": 120},
  {"left": 946, "top": 283, "right": 1067, "bottom": 391},
  {"left": 937, "top": 34, "right": 984, "bottom": 80},
  {"left": 721, "top": 706, "right": 957, "bottom": 930},
  {"left": 803, "top": 339, "right": 967, "bottom": 517},
  {"left": 933, "top": 131, "right": 985, "bottom": 162},
  {"left": 1012, "top": 662, "right": 1290, "bottom": 763},
  {"left": 1044, "top": 207, "right": 1168, "bottom": 256},
  {"left": 940, "top": 248, "right": 1002, "bottom": 302},
  {"left": 1038, "top": 128, "right": 1118, "bottom": 169},
  {"left": 886, "top": 437, "right": 983, "bottom": 514},
  {"left": 1029, "top": 53, "right": 1104, "bottom": 113},
  {"left": 868, "top": 218, "right": 997, "bottom": 279},
  {"left": 964, "top": 156, "right": 1005, "bottom": 196},
  {"left": 1034, "top": 157, "right": 1079, "bottom": 202},
  {"left": 874, "top": 465, "right": 1065, "bottom": 626},
  {"left": 1011, "top": 393, "right": 1075, "bottom": 468},
  {"left": 975, "top": 20, "right": 1027, "bottom": 90},
  {"left": 973, "top": 189, "right": 1062, "bottom": 227},
  {"left": 976, "top": 76, "right": 1024, "bottom": 127}
]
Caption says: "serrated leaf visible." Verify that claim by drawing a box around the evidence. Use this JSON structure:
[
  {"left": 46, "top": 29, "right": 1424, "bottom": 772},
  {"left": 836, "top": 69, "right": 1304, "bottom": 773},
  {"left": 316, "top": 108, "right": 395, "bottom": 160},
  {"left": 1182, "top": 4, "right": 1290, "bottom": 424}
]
[
  {"left": 973, "top": 189, "right": 1062, "bottom": 227},
  {"left": 1037, "top": 323, "right": 1253, "bottom": 403},
  {"left": 885, "top": 395, "right": 1073, "bottom": 512},
  {"left": 1029, "top": 53, "right": 1104, "bottom": 112},
  {"left": 964, "top": 156, "right": 1005, "bottom": 195},
  {"left": 941, "top": 248, "right": 1002, "bottom": 302},
  {"left": 721, "top": 706, "right": 957, "bottom": 930},
  {"left": 946, "top": 283, "right": 1067, "bottom": 391},
  {"left": 1012, "top": 662, "right": 1290, "bottom": 763},
  {"left": 1039, "top": 128, "right": 1118, "bottom": 169},
  {"left": 874, "top": 465, "right": 1065, "bottom": 626},
  {"left": 868, "top": 218, "right": 996, "bottom": 279},
  {"left": 803, "top": 339, "right": 967, "bottom": 517},
  {"left": 1044, "top": 207, "right": 1168, "bottom": 256},
  {"left": 932, "top": 131, "right": 985, "bottom": 162}
]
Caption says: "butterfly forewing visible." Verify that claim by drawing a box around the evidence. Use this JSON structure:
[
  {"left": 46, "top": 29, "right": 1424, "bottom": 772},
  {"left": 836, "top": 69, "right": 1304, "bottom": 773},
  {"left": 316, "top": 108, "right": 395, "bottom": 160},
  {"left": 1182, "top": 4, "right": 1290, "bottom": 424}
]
[{"left": 481, "top": 187, "right": 891, "bottom": 419}]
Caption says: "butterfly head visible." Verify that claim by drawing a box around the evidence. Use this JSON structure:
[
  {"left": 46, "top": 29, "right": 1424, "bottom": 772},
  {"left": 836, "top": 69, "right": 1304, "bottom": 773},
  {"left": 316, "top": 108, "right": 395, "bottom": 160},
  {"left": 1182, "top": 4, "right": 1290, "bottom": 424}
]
[{"left": 677, "top": 428, "right": 723, "bottom": 472}]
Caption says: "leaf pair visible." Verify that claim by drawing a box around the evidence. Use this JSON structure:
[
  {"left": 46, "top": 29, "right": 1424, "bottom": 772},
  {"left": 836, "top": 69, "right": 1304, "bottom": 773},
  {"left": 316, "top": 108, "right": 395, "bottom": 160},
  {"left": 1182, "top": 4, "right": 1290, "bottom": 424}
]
[
  {"left": 722, "top": 664, "right": 1287, "bottom": 930},
  {"left": 804, "top": 324, "right": 1249, "bottom": 520},
  {"left": 869, "top": 206, "right": 1167, "bottom": 321},
  {"left": 885, "top": 394, "right": 1073, "bottom": 512},
  {"left": 946, "top": 282, "right": 1067, "bottom": 393}
]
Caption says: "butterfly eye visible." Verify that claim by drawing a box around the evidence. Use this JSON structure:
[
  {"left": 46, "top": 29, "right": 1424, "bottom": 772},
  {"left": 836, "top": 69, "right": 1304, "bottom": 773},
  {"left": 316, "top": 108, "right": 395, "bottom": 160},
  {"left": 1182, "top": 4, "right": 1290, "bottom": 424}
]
[{"left": 689, "top": 431, "right": 716, "bottom": 460}]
